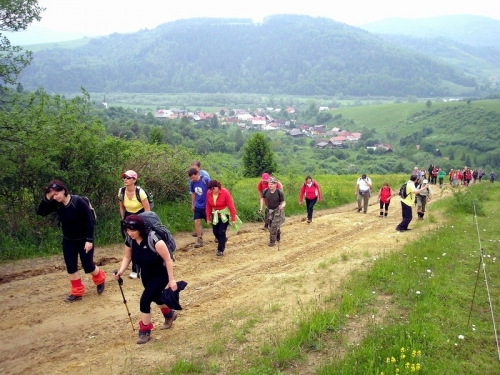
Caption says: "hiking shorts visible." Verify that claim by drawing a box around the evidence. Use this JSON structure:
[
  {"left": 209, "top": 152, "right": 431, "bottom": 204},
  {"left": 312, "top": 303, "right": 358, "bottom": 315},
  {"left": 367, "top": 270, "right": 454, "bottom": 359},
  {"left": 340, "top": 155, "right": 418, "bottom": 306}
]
[{"left": 193, "top": 207, "right": 207, "bottom": 221}]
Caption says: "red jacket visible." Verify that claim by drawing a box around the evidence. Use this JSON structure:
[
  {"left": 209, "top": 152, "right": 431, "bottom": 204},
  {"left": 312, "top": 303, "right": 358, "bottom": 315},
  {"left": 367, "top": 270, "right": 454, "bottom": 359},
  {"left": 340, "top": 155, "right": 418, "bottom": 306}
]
[
  {"left": 206, "top": 187, "right": 237, "bottom": 223},
  {"left": 299, "top": 181, "right": 322, "bottom": 203},
  {"left": 257, "top": 180, "right": 283, "bottom": 196},
  {"left": 378, "top": 186, "right": 393, "bottom": 204}
]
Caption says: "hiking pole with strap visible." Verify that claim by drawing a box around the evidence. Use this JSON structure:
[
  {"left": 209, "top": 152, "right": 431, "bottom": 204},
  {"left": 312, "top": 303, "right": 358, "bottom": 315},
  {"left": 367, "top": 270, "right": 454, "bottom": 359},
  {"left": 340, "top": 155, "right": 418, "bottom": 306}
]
[{"left": 114, "top": 270, "right": 135, "bottom": 331}]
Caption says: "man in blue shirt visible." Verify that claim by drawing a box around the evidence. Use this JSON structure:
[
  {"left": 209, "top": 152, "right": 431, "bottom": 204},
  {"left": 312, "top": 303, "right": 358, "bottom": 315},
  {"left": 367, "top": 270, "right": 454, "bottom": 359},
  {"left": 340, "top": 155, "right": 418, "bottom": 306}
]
[{"left": 189, "top": 168, "right": 210, "bottom": 248}]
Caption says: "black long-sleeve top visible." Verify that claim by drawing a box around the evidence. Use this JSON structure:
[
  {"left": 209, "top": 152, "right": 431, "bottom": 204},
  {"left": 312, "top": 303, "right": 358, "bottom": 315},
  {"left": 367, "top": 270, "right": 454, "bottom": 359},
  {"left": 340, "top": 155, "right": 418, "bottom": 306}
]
[{"left": 36, "top": 195, "right": 95, "bottom": 242}]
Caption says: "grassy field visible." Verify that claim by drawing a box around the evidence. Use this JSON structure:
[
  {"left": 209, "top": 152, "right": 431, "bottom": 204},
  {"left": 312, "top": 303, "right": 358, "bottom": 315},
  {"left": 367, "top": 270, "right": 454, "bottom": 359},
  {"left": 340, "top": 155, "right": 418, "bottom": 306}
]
[{"left": 161, "top": 180, "right": 500, "bottom": 374}]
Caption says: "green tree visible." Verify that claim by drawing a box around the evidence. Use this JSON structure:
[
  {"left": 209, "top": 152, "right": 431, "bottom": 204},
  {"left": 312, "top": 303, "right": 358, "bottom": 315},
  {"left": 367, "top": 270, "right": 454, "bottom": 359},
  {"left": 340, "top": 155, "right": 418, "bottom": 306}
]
[
  {"left": 449, "top": 149, "right": 455, "bottom": 160},
  {"left": 149, "top": 126, "right": 163, "bottom": 145},
  {"left": 242, "top": 132, "right": 277, "bottom": 177},
  {"left": 426, "top": 100, "right": 432, "bottom": 108},
  {"left": 0, "top": 0, "right": 44, "bottom": 85}
]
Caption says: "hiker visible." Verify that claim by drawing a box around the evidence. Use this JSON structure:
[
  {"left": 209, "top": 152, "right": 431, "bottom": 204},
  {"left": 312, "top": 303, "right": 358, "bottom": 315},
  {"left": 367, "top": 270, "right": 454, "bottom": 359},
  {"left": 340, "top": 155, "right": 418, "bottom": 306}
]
[
  {"left": 114, "top": 215, "right": 178, "bottom": 344},
  {"left": 377, "top": 182, "right": 394, "bottom": 218},
  {"left": 355, "top": 173, "right": 372, "bottom": 213},
  {"left": 36, "top": 180, "right": 106, "bottom": 302},
  {"left": 490, "top": 171, "right": 497, "bottom": 183},
  {"left": 299, "top": 175, "right": 322, "bottom": 223},
  {"left": 416, "top": 179, "right": 432, "bottom": 220},
  {"left": 118, "top": 170, "right": 151, "bottom": 279},
  {"left": 257, "top": 173, "right": 283, "bottom": 230},
  {"left": 437, "top": 168, "right": 446, "bottom": 189},
  {"left": 259, "top": 177, "right": 286, "bottom": 247},
  {"left": 189, "top": 160, "right": 210, "bottom": 238},
  {"left": 188, "top": 167, "right": 210, "bottom": 249},
  {"left": 395, "top": 175, "right": 429, "bottom": 232},
  {"left": 478, "top": 169, "right": 485, "bottom": 182},
  {"left": 205, "top": 180, "right": 237, "bottom": 256}
]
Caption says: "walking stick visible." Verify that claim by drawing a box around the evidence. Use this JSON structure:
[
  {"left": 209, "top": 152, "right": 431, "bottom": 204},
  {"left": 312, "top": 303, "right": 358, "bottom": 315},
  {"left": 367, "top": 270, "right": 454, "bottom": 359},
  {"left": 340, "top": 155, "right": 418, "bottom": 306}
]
[{"left": 114, "top": 270, "right": 135, "bottom": 331}]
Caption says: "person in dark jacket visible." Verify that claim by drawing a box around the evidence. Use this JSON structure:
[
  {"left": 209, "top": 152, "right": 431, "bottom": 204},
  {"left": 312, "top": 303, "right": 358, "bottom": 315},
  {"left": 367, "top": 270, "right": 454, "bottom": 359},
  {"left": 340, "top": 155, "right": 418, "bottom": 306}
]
[
  {"left": 114, "top": 215, "right": 178, "bottom": 344},
  {"left": 36, "top": 180, "right": 106, "bottom": 302}
]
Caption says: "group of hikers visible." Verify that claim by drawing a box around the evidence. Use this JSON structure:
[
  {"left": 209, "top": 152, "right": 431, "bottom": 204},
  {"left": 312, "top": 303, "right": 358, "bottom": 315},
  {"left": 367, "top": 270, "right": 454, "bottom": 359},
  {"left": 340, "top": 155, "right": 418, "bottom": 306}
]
[{"left": 35, "top": 162, "right": 494, "bottom": 344}]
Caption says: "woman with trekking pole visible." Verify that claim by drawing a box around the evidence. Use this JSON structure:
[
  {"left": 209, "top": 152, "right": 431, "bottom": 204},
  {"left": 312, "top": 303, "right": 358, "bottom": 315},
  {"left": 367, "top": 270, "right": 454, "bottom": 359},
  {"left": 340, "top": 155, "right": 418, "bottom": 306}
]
[
  {"left": 36, "top": 180, "right": 106, "bottom": 302},
  {"left": 114, "top": 214, "right": 178, "bottom": 344},
  {"left": 118, "top": 170, "right": 151, "bottom": 279}
]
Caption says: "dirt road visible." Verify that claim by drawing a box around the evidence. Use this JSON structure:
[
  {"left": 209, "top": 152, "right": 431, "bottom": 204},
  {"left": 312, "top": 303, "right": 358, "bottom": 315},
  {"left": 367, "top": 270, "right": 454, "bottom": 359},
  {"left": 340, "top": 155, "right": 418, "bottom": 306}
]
[{"left": 0, "top": 198, "right": 439, "bottom": 374}]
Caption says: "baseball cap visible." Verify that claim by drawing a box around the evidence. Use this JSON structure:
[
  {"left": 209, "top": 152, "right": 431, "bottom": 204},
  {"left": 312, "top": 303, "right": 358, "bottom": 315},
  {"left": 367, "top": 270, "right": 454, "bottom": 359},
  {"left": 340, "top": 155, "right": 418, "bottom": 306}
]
[
  {"left": 122, "top": 170, "right": 138, "bottom": 179},
  {"left": 261, "top": 173, "right": 270, "bottom": 181},
  {"left": 423, "top": 179, "right": 428, "bottom": 184},
  {"left": 268, "top": 177, "right": 278, "bottom": 184}
]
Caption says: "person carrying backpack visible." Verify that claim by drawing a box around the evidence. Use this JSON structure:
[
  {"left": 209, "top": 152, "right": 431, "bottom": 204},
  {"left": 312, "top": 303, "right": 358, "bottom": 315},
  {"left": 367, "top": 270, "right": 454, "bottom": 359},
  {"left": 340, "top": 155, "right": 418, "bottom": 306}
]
[
  {"left": 115, "top": 215, "right": 179, "bottom": 344},
  {"left": 36, "top": 180, "right": 106, "bottom": 302},
  {"left": 299, "top": 175, "right": 322, "bottom": 223},
  {"left": 188, "top": 167, "right": 210, "bottom": 249},
  {"left": 377, "top": 182, "right": 394, "bottom": 218},
  {"left": 118, "top": 170, "right": 151, "bottom": 279},
  {"left": 259, "top": 177, "right": 286, "bottom": 247},
  {"left": 396, "top": 175, "right": 429, "bottom": 232},
  {"left": 257, "top": 173, "right": 283, "bottom": 230},
  {"left": 355, "top": 174, "right": 372, "bottom": 214},
  {"left": 415, "top": 179, "right": 432, "bottom": 220}
]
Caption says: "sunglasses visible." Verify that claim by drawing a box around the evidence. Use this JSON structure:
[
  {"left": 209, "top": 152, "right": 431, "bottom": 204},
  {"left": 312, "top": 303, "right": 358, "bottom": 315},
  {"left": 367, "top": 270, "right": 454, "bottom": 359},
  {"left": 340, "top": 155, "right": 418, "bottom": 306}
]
[
  {"left": 49, "top": 183, "right": 61, "bottom": 189},
  {"left": 123, "top": 176, "right": 134, "bottom": 180},
  {"left": 124, "top": 221, "right": 140, "bottom": 230}
]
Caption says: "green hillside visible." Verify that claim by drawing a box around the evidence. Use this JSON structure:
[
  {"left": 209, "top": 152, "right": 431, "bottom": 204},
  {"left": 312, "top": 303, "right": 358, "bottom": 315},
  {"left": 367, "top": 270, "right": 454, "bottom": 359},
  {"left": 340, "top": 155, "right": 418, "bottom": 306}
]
[{"left": 19, "top": 15, "right": 478, "bottom": 97}]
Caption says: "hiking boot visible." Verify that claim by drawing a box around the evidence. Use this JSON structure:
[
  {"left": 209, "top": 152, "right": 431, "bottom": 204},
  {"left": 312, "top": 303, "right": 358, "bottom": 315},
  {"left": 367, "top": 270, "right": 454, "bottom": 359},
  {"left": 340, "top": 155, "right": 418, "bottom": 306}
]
[
  {"left": 307, "top": 219, "right": 311, "bottom": 223},
  {"left": 216, "top": 251, "right": 224, "bottom": 256},
  {"left": 96, "top": 282, "right": 105, "bottom": 294},
  {"left": 268, "top": 241, "right": 275, "bottom": 247},
  {"left": 214, "top": 238, "right": 218, "bottom": 243},
  {"left": 65, "top": 294, "right": 82, "bottom": 302},
  {"left": 194, "top": 237, "right": 203, "bottom": 248},
  {"left": 261, "top": 225, "right": 268, "bottom": 230},
  {"left": 357, "top": 208, "right": 362, "bottom": 212},
  {"left": 277, "top": 231, "right": 281, "bottom": 242},
  {"left": 191, "top": 232, "right": 197, "bottom": 237},
  {"left": 137, "top": 331, "right": 151, "bottom": 344},
  {"left": 161, "top": 311, "right": 178, "bottom": 329},
  {"left": 129, "top": 272, "right": 138, "bottom": 279}
]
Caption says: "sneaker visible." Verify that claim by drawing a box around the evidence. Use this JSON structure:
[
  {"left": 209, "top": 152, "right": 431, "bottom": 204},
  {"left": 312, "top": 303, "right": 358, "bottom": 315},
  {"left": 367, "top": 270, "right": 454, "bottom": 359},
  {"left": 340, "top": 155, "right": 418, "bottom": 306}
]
[
  {"left": 65, "top": 294, "right": 82, "bottom": 302},
  {"left": 357, "top": 208, "right": 362, "bottom": 212},
  {"left": 216, "top": 251, "right": 224, "bottom": 256},
  {"left": 268, "top": 241, "right": 275, "bottom": 247},
  {"left": 191, "top": 232, "right": 198, "bottom": 237},
  {"left": 261, "top": 225, "right": 268, "bottom": 230},
  {"left": 137, "top": 331, "right": 151, "bottom": 344},
  {"left": 194, "top": 237, "right": 203, "bottom": 248},
  {"left": 96, "top": 282, "right": 105, "bottom": 294},
  {"left": 214, "top": 238, "right": 219, "bottom": 243},
  {"left": 307, "top": 219, "right": 311, "bottom": 223},
  {"left": 129, "top": 272, "right": 138, "bottom": 279},
  {"left": 161, "top": 311, "right": 178, "bottom": 330}
]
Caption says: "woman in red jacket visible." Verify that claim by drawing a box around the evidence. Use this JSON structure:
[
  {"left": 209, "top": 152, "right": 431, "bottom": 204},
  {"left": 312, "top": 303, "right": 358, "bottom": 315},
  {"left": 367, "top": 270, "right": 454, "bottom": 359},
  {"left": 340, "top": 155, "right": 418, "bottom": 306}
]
[
  {"left": 205, "top": 180, "right": 237, "bottom": 256},
  {"left": 377, "top": 182, "right": 394, "bottom": 218},
  {"left": 299, "top": 175, "right": 322, "bottom": 223}
]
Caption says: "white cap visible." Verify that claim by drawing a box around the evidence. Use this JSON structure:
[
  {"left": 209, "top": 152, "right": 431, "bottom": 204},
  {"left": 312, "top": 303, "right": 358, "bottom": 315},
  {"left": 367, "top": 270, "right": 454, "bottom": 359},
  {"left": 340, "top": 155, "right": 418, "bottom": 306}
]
[{"left": 423, "top": 179, "right": 428, "bottom": 184}]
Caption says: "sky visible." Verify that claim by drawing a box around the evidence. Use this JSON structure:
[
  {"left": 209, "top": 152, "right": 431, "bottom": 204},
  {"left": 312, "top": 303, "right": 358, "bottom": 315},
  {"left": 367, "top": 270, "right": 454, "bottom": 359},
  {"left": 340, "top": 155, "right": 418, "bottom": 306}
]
[{"left": 10, "top": 0, "right": 500, "bottom": 43}]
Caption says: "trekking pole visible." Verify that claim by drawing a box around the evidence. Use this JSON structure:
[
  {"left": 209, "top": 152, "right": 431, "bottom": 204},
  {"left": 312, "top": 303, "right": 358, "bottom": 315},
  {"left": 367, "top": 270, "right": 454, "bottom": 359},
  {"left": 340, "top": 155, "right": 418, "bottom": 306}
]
[{"left": 114, "top": 270, "right": 135, "bottom": 332}]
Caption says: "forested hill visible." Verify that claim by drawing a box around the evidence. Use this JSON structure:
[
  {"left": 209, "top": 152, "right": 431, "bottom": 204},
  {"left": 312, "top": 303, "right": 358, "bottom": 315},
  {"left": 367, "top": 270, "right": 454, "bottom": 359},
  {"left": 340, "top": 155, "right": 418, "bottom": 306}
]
[{"left": 20, "top": 15, "right": 477, "bottom": 97}]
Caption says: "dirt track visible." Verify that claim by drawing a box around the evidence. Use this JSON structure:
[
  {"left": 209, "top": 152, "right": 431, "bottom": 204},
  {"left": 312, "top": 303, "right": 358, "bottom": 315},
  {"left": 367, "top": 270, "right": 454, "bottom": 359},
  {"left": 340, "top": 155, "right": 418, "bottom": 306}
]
[{"left": 0, "top": 196, "right": 444, "bottom": 375}]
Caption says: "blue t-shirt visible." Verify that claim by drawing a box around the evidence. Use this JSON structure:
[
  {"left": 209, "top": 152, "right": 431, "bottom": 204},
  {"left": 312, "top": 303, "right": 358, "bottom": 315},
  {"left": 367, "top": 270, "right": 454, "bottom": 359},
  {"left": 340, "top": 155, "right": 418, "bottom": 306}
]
[{"left": 190, "top": 176, "right": 210, "bottom": 209}]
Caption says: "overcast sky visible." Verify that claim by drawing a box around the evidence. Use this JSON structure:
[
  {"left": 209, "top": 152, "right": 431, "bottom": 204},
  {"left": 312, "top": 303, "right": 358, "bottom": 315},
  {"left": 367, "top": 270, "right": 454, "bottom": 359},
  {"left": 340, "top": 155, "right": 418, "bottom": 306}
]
[{"left": 31, "top": 0, "right": 500, "bottom": 36}]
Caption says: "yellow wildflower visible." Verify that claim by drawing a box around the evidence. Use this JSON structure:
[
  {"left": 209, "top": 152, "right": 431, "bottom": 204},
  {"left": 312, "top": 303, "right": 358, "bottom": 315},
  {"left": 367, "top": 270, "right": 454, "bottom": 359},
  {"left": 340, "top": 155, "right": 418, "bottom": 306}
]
[
  {"left": 417, "top": 350, "right": 422, "bottom": 357},
  {"left": 401, "top": 354, "right": 406, "bottom": 360},
  {"left": 405, "top": 362, "right": 410, "bottom": 369},
  {"left": 391, "top": 357, "right": 396, "bottom": 363},
  {"left": 401, "top": 347, "right": 406, "bottom": 353},
  {"left": 416, "top": 363, "right": 421, "bottom": 371},
  {"left": 412, "top": 349, "right": 417, "bottom": 357},
  {"left": 411, "top": 364, "right": 416, "bottom": 372},
  {"left": 386, "top": 357, "right": 391, "bottom": 364}
]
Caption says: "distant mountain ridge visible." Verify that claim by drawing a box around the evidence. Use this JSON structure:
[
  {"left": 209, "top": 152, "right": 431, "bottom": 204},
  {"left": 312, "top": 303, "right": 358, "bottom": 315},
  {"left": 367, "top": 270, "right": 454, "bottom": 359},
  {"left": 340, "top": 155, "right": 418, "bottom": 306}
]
[
  {"left": 18, "top": 15, "right": 487, "bottom": 97},
  {"left": 361, "top": 15, "right": 500, "bottom": 48}
]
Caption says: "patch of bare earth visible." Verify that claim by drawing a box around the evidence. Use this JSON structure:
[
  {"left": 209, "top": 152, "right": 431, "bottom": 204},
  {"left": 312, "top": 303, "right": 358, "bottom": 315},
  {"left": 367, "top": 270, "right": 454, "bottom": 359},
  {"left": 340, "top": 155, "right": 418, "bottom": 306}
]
[{"left": 0, "top": 192, "right": 450, "bottom": 375}]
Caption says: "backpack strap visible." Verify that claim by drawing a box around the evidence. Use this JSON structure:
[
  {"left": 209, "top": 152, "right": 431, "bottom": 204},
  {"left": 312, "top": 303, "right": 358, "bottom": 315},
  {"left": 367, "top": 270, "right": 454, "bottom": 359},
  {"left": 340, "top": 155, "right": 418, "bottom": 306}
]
[
  {"left": 119, "top": 186, "right": 126, "bottom": 202},
  {"left": 135, "top": 186, "right": 142, "bottom": 203}
]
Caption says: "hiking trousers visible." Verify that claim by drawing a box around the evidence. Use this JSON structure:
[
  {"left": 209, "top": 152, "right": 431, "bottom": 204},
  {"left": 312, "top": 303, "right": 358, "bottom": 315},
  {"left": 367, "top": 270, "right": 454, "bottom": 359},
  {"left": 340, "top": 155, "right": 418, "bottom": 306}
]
[
  {"left": 357, "top": 191, "right": 370, "bottom": 213},
  {"left": 396, "top": 202, "right": 413, "bottom": 230},
  {"left": 268, "top": 208, "right": 285, "bottom": 243},
  {"left": 305, "top": 197, "right": 318, "bottom": 220}
]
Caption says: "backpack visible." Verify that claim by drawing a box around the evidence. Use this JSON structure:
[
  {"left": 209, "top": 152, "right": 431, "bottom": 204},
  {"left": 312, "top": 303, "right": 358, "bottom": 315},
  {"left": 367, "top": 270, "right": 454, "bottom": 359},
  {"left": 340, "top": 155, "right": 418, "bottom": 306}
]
[
  {"left": 119, "top": 186, "right": 154, "bottom": 210},
  {"left": 80, "top": 196, "right": 97, "bottom": 224},
  {"left": 137, "top": 211, "right": 176, "bottom": 261},
  {"left": 398, "top": 183, "right": 409, "bottom": 199}
]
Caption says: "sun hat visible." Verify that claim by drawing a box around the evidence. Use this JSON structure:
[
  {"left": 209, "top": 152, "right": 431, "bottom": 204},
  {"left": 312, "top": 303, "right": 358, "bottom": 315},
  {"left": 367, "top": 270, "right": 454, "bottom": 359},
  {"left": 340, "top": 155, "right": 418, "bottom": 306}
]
[{"left": 122, "top": 170, "right": 138, "bottom": 179}]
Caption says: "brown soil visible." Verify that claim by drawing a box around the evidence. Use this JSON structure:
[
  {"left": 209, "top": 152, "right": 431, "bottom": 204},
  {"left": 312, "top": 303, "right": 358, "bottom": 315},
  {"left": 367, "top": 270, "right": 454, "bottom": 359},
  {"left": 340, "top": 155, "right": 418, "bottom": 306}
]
[{"left": 0, "top": 195, "right": 446, "bottom": 375}]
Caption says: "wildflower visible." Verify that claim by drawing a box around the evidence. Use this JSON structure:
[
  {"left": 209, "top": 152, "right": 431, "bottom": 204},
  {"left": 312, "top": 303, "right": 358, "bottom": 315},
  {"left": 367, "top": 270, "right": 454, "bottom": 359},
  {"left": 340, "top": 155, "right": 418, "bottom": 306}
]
[
  {"left": 442, "top": 253, "right": 446, "bottom": 256},
  {"left": 396, "top": 369, "right": 400, "bottom": 374},
  {"left": 412, "top": 349, "right": 417, "bottom": 357},
  {"left": 401, "top": 347, "right": 406, "bottom": 353},
  {"left": 424, "top": 257, "right": 427, "bottom": 260},
  {"left": 426, "top": 269, "right": 431, "bottom": 273},
  {"left": 391, "top": 356, "right": 396, "bottom": 363},
  {"left": 411, "top": 363, "right": 416, "bottom": 372},
  {"left": 458, "top": 335, "right": 464, "bottom": 340},
  {"left": 386, "top": 357, "right": 391, "bottom": 364},
  {"left": 401, "top": 354, "right": 406, "bottom": 360},
  {"left": 416, "top": 291, "right": 421, "bottom": 295},
  {"left": 405, "top": 362, "right": 410, "bottom": 369},
  {"left": 416, "top": 363, "right": 421, "bottom": 371},
  {"left": 416, "top": 350, "right": 421, "bottom": 357}
]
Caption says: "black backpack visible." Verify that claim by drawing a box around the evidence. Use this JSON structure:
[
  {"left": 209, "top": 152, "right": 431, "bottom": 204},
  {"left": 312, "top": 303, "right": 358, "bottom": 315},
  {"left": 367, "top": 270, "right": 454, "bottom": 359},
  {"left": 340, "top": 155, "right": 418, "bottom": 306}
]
[
  {"left": 119, "top": 186, "right": 154, "bottom": 210},
  {"left": 80, "top": 196, "right": 97, "bottom": 224},
  {"left": 137, "top": 211, "right": 176, "bottom": 261},
  {"left": 398, "top": 183, "right": 409, "bottom": 199}
]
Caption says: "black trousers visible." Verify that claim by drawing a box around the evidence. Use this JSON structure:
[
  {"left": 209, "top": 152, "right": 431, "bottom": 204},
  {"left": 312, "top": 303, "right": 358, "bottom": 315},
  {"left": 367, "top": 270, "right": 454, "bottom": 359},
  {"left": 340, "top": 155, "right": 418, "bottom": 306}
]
[{"left": 396, "top": 202, "right": 413, "bottom": 230}]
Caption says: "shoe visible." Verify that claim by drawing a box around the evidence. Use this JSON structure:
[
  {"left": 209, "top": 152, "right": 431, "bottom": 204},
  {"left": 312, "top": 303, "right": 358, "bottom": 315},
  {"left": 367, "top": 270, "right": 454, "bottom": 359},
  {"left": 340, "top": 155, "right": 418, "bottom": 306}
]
[
  {"left": 194, "top": 237, "right": 203, "bottom": 248},
  {"left": 268, "top": 242, "right": 275, "bottom": 247},
  {"left": 129, "top": 272, "right": 138, "bottom": 279},
  {"left": 191, "top": 232, "right": 197, "bottom": 237},
  {"left": 307, "top": 219, "right": 311, "bottom": 223},
  {"left": 277, "top": 231, "right": 281, "bottom": 242},
  {"left": 261, "top": 225, "right": 268, "bottom": 230},
  {"left": 216, "top": 251, "right": 224, "bottom": 256},
  {"left": 96, "top": 282, "right": 105, "bottom": 294},
  {"left": 214, "top": 238, "right": 218, "bottom": 243},
  {"left": 161, "top": 311, "right": 178, "bottom": 330},
  {"left": 357, "top": 208, "right": 362, "bottom": 212},
  {"left": 363, "top": 211, "right": 367, "bottom": 214},
  {"left": 65, "top": 294, "right": 82, "bottom": 302},
  {"left": 137, "top": 331, "right": 151, "bottom": 344}
]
